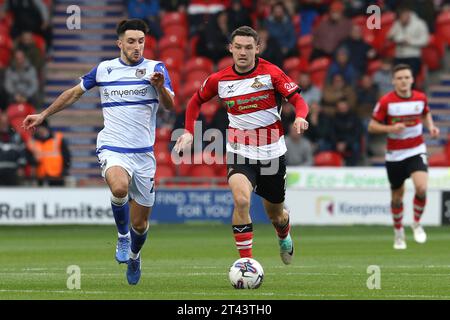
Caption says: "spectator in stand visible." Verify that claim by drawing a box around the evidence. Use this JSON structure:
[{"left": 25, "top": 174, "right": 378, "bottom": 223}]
[
  {"left": 304, "top": 101, "right": 334, "bottom": 153},
  {"left": 310, "top": 1, "right": 352, "bottom": 60},
  {"left": 263, "top": 1, "right": 297, "bottom": 59},
  {"left": 27, "top": 120, "right": 71, "bottom": 186},
  {"left": 15, "top": 31, "right": 45, "bottom": 74},
  {"left": 0, "top": 111, "right": 30, "bottom": 185},
  {"left": 339, "top": 25, "right": 377, "bottom": 76},
  {"left": 330, "top": 98, "right": 363, "bottom": 166},
  {"left": 127, "top": 0, "right": 162, "bottom": 39},
  {"left": 355, "top": 74, "right": 379, "bottom": 121},
  {"left": 322, "top": 73, "right": 357, "bottom": 114},
  {"left": 344, "top": 0, "right": 379, "bottom": 17},
  {"left": 327, "top": 46, "right": 358, "bottom": 86},
  {"left": 227, "top": 0, "right": 253, "bottom": 31},
  {"left": 6, "top": 93, "right": 36, "bottom": 142},
  {"left": 373, "top": 58, "right": 393, "bottom": 97},
  {"left": 0, "top": 0, "right": 52, "bottom": 52},
  {"left": 4, "top": 50, "right": 39, "bottom": 105},
  {"left": 208, "top": 103, "right": 229, "bottom": 153},
  {"left": 187, "top": 0, "right": 229, "bottom": 36},
  {"left": 258, "top": 27, "right": 284, "bottom": 68},
  {"left": 197, "top": 11, "right": 230, "bottom": 63},
  {"left": 285, "top": 123, "right": 313, "bottom": 166},
  {"left": 388, "top": 6, "right": 429, "bottom": 79},
  {"left": 160, "top": 0, "right": 188, "bottom": 12},
  {"left": 298, "top": 73, "right": 322, "bottom": 106},
  {"left": 386, "top": 0, "right": 437, "bottom": 32}
]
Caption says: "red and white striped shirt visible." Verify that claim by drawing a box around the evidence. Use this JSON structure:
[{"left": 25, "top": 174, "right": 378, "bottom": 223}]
[
  {"left": 372, "top": 90, "right": 430, "bottom": 162},
  {"left": 193, "top": 58, "right": 305, "bottom": 160}
]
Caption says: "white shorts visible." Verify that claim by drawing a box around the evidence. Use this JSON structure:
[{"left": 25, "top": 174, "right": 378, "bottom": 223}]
[{"left": 97, "top": 149, "right": 156, "bottom": 207}]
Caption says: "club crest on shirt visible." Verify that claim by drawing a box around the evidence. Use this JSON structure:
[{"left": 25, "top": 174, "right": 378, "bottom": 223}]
[
  {"left": 251, "top": 77, "right": 264, "bottom": 89},
  {"left": 135, "top": 68, "right": 146, "bottom": 78}
]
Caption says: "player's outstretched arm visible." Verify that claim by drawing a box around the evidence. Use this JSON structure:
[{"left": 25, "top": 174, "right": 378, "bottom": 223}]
[{"left": 22, "top": 84, "right": 85, "bottom": 130}]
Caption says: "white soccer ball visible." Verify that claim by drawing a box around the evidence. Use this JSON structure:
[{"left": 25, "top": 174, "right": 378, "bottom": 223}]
[{"left": 228, "top": 258, "right": 264, "bottom": 289}]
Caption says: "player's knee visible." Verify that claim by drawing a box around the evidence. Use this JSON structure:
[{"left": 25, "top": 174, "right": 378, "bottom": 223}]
[
  {"left": 233, "top": 194, "right": 251, "bottom": 212},
  {"left": 131, "top": 220, "right": 148, "bottom": 233},
  {"left": 111, "top": 185, "right": 128, "bottom": 198},
  {"left": 415, "top": 186, "right": 427, "bottom": 198}
]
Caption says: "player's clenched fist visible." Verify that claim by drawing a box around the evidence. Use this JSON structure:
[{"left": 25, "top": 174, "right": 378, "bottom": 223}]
[{"left": 150, "top": 72, "right": 165, "bottom": 89}]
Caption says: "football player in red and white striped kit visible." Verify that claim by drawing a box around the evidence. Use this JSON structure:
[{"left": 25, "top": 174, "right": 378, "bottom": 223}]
[
  {"left": 174, "top": 26, "right": 309, "bottom": 264},
  {"left": 368, "top": 64, "right": 439, "bottom": 250}
]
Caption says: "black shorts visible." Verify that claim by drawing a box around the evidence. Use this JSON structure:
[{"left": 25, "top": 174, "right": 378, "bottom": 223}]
[
  {"left": 226, "top": 152, "right": 287, "bottom": 204},
  {"left": 386, "top": 153, "right": 428, "bottom": 190}
]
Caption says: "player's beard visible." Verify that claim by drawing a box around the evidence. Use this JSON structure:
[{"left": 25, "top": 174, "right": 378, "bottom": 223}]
[{"left": 124, "top": 50, "right": 141, "bottom": 64}]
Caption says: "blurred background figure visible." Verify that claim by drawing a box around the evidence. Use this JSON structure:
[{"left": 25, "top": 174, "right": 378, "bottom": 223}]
[
  {"left": 264, "top": 1, "right": 297, "bottom": 59},
  {"left": 197, "top": 11, "right": 230, "bottom": 63},
  {"left": 327, "top": 46, "right": 358, "bottom": 86},
  {"left": 297, "top": 73, "right": 322, "bottom": 106},
  {"left": 304, "top": 101, "right": 334, "bottom": 154},
  {"left": 310, "top": 0, "right": 352, "bottom": 60},
  {"left": 27, "top": 120, "right": 71, "bottom": 186},
  {"left": 330, "top": 98, "right": 363, "bottom": 166},
  {"left": 373, "top": 58, "right": 394, "bottom": 98},
  {"left": 0, "top": 111, "right": 29, "bottom": 185},
  {"left": 127, "top": 0, "right": 162, "bottom": 39},
  {"left": 4, "top": 50, "right": 39, "bottom": 106},
  {"left": 388, "top": 6, "right": 429, "bottom": 79},
  {"left": 258, "top": 27, "right": 284, "bottom": 68},
  {"left": 285, "top": 123, "right": 313, "bottom": 166}
]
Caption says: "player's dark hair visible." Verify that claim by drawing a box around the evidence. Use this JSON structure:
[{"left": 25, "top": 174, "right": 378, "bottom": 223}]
[
  {"left": 392, "top": 64, "right": 413, "bottom": 75},
  {"left": 116, "top": 19, "right": 149, "bottom": 37},
  {"left": 230, "top": 26, "right": 259, "bottom": 44}
]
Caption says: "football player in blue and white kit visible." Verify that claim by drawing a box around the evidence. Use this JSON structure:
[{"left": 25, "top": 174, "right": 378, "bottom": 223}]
[{"left": 23, "top": 19, "right": 175, "bottom": 285}]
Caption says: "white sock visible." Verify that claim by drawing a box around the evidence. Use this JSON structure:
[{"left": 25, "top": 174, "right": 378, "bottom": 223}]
[
  {"left": 130, "top": 251, "right": 140, "bottom": 260},
  {"left": 118, "top": 231, "right": 130, "bottom": 239}
]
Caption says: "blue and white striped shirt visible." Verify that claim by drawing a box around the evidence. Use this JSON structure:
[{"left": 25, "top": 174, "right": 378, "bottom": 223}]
[{"left": 80, "top": 57, "right": 174, "bottom": 153}]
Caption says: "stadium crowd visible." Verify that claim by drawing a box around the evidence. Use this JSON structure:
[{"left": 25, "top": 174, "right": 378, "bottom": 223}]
[{"left": 1, "top": 0, "right": 450, "bottom": 186}]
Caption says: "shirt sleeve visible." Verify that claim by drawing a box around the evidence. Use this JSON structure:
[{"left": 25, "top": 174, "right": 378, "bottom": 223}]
[
  {"left": 154, "top": 62, "right": 174, "bottom": 95},
  {"left": 372, "top": 100, "right": 387, "bottom": 123},
  {"left": 271, "top": 67, "right": 301, "bottom": 99},
  {"left": 197, "top": 74, "right": 219, "bottom": 102},
  {"left": 79, "top": 65, "right": 98, "bottom": 91}
]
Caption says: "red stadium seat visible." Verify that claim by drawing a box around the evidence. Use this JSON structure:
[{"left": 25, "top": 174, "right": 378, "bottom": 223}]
[
  {"left": 307, "top": 57, "right": 331, "bottom": 89},
  {"left": 0, "top": 32, "right": 12, "bottom": 67},
  {"left": 160, "top": 55, "right": 182, "bottom": 73},
  {"left": 159, "top": 47, "right": 185, "bottom": 66},
  {"left": 161, "top": 11, "right": 188, "bottom": 30},
  {"left": 163, "top": 24, "right": 188, "bottom": 40},
  {"left": 145, "top": 35, "right": 157, "bottom": 50},
  {"left": 422, "top": 35, "right": 445, "bottom": 71},
  {"left": 297, "top": 34, "right": 313, "bottom": 61},
  {"left": 180, "top": 80, "right": 203, "bottom": 103},
  {"left": 143, "top": 47, "right": 156, "bottom": 59},
  {"left": 314, "top": 151, "right": 344, "bottom": 166},
  {"left": 428, "top": 152, "right": 449, "bottom": 167},
  {"left": 200, "top": 100, "right": 220, "bottom": 122},
  {"left": 155, "top": 149, "right": 173, "bottom": 166},
  {"left": 283, "top": 57, "right": 302, "bottom": 74},
  {"left": 183, "top": 57, "right": 214, "bottom": 75},
  {"left": 156, "top": 127, "right": 172, "bottom": 142},
  {"left": 189, "top": 164, "right": 217, "bottom": 178},
  {"left": 436, "top": 10, "right": 450, "bottom": 44},
  {"left": 155, "top": 165, "right": 175, "bottom": 185},
  {"left": 168, "top": 71, "right": 181, "bottom": 95},
  {"left": 158, "top": 34, "right": 186, "bottom": 52},
  {"left": 217, "top": 56, "right": 234, "bottom": 70},
  {"left": 186, "top": 69, "right": 210, "bottom": 83}
]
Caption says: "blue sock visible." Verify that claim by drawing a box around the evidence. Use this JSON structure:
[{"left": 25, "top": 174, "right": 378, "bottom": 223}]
[
  {"left": 130, "top": 226, "right": 148, "bottom": 256},
  {"left": 111, "top": 201, "right": 130, "bottom": 235}
]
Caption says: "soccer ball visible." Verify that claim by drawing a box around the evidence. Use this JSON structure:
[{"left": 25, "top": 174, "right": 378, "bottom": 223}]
[{"left": 228, "top": 258, "right": 264, "bottom": 289}]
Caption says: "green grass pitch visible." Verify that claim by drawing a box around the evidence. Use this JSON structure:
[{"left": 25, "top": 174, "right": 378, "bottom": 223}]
[{"left": 0, "top": 224, "right": 449, "bottom": 300}]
